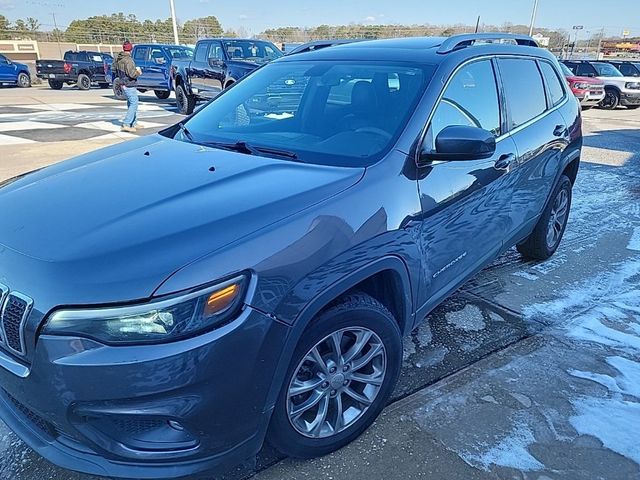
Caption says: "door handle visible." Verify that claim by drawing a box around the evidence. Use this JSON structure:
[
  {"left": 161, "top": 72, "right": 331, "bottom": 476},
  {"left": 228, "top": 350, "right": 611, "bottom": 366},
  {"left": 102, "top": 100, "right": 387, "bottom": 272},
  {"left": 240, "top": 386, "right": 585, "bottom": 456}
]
[
  {"left": 495, "top": 153, "right": 516, "bottom": 170},
  {"left": 553, "top": 124, "right": 567, "bottom": 137}
]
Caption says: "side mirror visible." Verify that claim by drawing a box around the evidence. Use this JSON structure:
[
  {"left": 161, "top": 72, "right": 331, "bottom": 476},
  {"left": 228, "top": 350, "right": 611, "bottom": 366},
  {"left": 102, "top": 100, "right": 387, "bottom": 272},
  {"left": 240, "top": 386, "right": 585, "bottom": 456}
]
[{"left": 420, "top": 125, "right": 496, "bottom": 163}]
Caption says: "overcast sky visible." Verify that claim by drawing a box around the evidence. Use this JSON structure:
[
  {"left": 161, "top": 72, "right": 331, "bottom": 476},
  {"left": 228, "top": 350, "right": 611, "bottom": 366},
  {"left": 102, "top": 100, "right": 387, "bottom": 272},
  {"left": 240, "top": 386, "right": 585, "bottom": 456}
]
[{"left": 1, "top": 0, "right": 639, "bottom": 37}]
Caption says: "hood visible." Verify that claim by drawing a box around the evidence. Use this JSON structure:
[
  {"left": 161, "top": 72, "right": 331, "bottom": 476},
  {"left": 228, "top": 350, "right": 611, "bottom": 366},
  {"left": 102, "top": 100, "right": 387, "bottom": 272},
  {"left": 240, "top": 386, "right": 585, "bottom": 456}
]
[
  {"left": 0, "top": 135, "right": 363, "bottom": 305},
  {"left": 565, "top": 74, "right": 604, "bottom": 85}
]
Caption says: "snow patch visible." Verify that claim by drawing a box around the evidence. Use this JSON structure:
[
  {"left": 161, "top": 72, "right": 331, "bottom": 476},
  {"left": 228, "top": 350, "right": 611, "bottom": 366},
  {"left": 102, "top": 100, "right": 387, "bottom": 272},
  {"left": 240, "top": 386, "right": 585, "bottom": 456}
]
[
  {"left": 461, "top": 421, "right": 543, "bottom": 471},
  {"left": 512, "top": 271, "right": 539, "bottom": 281},
  {"left": 628, "top": 227, "right": 640, "bottom": 252},
  {"left": 446, "top": 305, "right": 485, "bottom": 331}
]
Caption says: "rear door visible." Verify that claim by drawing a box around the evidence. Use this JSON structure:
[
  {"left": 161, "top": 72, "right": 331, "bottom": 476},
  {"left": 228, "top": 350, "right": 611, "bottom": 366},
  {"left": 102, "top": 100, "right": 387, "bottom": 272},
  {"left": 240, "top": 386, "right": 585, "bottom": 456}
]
[
  {"left": 133, "top": 46, "right": 150, "bottom": 87},
  {"left": 147, "top": 46, "right": 170, "bottom": 89},
  {"left": 417, "top": 58, "right": 518, "bottom": 303},
  {"left": 497, "top": 57, "right": 569, "bottom": 242},
  {"left": 202, "top": 41, "right": 225, "bottom": 96},
  {"left": 189, "top": 41, "right": 210, "bottom": 95}
]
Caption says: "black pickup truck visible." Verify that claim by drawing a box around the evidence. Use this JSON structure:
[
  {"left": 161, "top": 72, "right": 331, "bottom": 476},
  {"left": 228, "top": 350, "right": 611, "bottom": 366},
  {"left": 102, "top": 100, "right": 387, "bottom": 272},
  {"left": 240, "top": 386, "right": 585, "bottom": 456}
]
[
  {"left": 36, "top": 50, "right": 112, "bottom": 90},
  {"left": 171, "top": 38, "right": 282, "bottom": 114}
]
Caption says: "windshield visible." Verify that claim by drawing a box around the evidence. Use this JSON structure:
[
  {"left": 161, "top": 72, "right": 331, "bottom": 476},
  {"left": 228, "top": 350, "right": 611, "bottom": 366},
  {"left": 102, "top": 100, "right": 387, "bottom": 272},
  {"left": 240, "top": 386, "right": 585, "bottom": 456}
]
[
  {"left": 223, "top": 40, "right": 283, "bottom": 64},
  {"left": 177, "top": 60, "right": 433, "bottom": 167},
  {"left": 560, "top": 63, "right": 574, "bottom": 77},
  {"left": 167, "top": 47, "right": 194, "bottom": 59},
  {"left": 592, "top": 62, "right": 623, "bottom": 77}
]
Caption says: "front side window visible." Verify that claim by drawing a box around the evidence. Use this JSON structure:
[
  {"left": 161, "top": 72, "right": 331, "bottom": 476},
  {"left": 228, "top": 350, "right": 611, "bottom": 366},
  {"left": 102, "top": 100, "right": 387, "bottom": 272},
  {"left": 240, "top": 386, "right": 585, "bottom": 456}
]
[
  {"left": 223, "top": 40, "right": 283, "bottom": 64},
  {"left": 178, "top": 61, "right": 433, "bottom": 167},
  {"left": 195, "top": 43, "right": 208, "bottom": 63},
  {"left": 539, "top": 61, "right": 566, "bottom": 106},
  {"left": 592, "top": 62, "right": 623, "bottom": 77},
  {"left": 149, "top": 48, "right": 166, "bottom": 64},
  {"left": 208, "top": 42, "right": 224, "bottom": 61},
  {"left": 134, "top": 47, "right": 149, "bottom": 62},
  {"left": 0, "top": 54, "right": 7, "bottom": 64},
  {"left": 575, "top": 63, "right": 597, "bottom": 77},
  {"left": 428, "top": 59, "right": 501, "bottom": 146},
  {"left": 499, "top": 58, "right": 546, "bottom": 129}
]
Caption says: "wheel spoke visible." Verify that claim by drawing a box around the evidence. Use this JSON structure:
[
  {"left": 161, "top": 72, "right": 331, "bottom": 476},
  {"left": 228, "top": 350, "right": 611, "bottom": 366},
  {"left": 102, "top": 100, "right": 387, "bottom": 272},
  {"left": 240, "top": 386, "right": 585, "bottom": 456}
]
[
  {"left": 289, "top": 377, "right": 325, "bottom": 396},
  {"left": 333, "top": 393, "right": 344, "bottom": 433},
  {"left": 310, "top": 394, "right": 330, "bottom": 437},
  {"left": 343, "top": 330, "right": 373, "bottom": 365},
  {"left": 290, "top": 390, "right": 325, "bottom": 419},
  {"left": 329, "top": 331, "right": 344, "bottom": 364},
  {"left": 350, "top": 371, "right": 384, "bottom": 386},
  {"left": 351, "top": 342, "right": 383, "bottom": 372},
  {"left": 306, "top": 346, "right": 329, "bottom": 375},
  {"left": 343, "top": 386, "right": 373, "bottom": 406}
]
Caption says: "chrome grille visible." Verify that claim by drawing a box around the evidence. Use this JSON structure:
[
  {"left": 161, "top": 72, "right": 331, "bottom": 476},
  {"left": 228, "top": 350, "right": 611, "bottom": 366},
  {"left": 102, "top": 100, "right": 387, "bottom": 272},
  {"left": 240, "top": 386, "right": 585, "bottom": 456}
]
[{"left": 0, "top": 285, "right": 33, "bottom": 357}]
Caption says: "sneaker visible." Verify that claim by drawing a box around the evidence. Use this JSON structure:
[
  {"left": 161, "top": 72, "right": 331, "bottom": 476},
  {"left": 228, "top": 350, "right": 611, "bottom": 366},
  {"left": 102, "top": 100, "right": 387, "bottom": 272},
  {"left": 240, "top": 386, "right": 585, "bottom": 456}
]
[{"left": 121, "top": 125, "right": 137, "bottom": 133}]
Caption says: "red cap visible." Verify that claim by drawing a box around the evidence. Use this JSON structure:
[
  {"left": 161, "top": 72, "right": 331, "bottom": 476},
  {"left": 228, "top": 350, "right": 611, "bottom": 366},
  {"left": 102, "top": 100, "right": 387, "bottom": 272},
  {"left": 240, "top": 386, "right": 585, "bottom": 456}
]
[{"left": 123, "top": 41, "right": 133, "bottom": 52}]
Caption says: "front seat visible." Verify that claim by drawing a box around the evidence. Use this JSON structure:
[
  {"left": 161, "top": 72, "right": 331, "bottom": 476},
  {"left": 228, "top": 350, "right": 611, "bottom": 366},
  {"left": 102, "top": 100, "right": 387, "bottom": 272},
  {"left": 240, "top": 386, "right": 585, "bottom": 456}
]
[{"left": 340, "top": 81, "right": 382, "bottom": 131}]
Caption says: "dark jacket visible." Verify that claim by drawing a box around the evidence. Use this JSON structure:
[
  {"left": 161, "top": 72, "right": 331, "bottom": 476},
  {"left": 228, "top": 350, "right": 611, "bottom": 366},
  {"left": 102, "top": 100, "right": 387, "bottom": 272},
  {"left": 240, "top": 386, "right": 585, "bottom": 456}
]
[{"left": 114, "top": 51, "right": 140, "bottom": 87}]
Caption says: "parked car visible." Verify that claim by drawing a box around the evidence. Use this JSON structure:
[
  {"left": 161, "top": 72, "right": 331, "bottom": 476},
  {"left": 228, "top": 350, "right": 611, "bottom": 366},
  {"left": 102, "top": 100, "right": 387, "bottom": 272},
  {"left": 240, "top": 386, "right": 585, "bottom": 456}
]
[
  {"left": 0, "top": 53, "right": 31, "bottom": 87},
  {"left": 559, "top": 62, "right": 605, "bottom": 109},
  {"left": 562, "top": 60, "right": 640, "bottom": 109},
  {"left": 0, "top": 33, "right": 581, "bottom": 479},
  {"left": 603, "top": 60, "right": 640, "bottom": 78},
  {"left": 36, "top": 50, "right": 112, "bottom": 90},
  {"left": 106, "top": 43, "right": 194, "bottom": 100},
  {"left": 171, "top": 38, "right": 283, "bottom": 114}
]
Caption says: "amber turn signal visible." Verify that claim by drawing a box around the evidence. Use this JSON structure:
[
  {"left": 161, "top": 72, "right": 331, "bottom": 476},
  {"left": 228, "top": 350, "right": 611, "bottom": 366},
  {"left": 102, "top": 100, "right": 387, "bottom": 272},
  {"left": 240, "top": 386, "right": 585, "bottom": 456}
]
[{"left": 204, "top": 283, "right": 240, "bottom": 316}]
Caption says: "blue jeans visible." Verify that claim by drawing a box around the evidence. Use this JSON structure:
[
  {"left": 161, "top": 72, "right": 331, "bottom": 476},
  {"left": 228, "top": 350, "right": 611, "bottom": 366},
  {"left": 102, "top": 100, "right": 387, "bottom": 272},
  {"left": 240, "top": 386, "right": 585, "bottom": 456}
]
[{"left": 122, "top": 86, "right": 138, "bottom": 127}]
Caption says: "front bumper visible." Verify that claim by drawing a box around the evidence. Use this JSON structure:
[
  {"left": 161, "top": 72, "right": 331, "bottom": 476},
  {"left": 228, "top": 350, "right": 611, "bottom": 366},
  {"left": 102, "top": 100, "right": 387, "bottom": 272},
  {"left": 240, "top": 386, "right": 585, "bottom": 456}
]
[
  {"left": 574, "top": 90, "right": 605, "bottom": 106},
  {"left": 620, "top": 90, "right": 640, "bottom": 106},
  {"left": 0, "top": 306, "right": 288, "bottom": 479}
]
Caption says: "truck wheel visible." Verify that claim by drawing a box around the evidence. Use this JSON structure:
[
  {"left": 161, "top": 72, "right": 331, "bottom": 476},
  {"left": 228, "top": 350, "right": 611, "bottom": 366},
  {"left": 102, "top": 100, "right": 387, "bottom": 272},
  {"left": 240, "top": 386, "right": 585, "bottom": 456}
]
[
  {"left": 599, "top": 89, "right": 619, "bottom": 110},
  {"left": 268, "top": 293, "right": 402, "bottom": 459},
  {"left": 77, "top": 73, "right": 91, "bottom": 90},
  {"left": 17, "top": 72, "right": 31, "bottom": 88},
  {"left": 517, "top": 175, "right": 572, "bottom": 260},
  {"left": 48, "top": 79, "right": 63, "bottom": 90},
  {"left": 112, "top": 79, "right": 126, "bottom": 100},
  {"left": 154, "top": 90, "right": 171, "bottom": 100},
  {"left": 98, "top": 82, "right": 110, "bottom": 89},
  {"left": 176, "top": 84, "right": 195, "bottom": 115}
]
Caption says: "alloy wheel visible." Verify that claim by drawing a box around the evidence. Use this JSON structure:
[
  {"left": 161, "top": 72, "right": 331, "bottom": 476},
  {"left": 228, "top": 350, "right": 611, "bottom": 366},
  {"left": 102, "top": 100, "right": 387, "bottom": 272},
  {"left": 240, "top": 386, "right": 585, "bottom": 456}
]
[
  {"left": 18, "top": 73, "right": 30, "bottom": 87},
  {"left": 546, "top": 188, "right": 569, "bottom": 249},
  {"left": 287, "top": 327, "right": 387, "bottom": 439}
]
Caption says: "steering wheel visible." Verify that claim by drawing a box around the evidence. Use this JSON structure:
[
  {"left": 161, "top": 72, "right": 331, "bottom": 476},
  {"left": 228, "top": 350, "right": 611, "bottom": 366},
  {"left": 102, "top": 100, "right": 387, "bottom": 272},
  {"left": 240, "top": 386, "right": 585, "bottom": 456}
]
[{"left": 354, "top": 127, "right": 393, "bottom": 141}]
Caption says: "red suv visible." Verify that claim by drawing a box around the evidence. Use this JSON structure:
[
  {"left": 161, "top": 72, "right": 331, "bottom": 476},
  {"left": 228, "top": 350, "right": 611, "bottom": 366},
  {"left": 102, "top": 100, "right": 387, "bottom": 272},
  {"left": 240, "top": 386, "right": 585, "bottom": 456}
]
[{"left": 560, "top": 62, "right": 605, "bottom": 109}]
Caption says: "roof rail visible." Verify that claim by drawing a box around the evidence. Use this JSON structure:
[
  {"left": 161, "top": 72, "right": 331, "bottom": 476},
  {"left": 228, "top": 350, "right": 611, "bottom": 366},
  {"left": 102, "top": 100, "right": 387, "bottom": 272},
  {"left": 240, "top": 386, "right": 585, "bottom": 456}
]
[
  {"left": 286, "top": 39, "right": 363, "bottom": 56},
  {"left": 437, "top": 33, "right": 539, "bottom": 54}
]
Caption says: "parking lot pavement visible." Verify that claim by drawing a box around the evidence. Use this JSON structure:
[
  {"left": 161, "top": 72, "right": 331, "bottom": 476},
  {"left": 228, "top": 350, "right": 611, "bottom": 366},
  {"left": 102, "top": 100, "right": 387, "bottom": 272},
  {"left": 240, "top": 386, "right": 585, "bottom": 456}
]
[{"left": 0, "top": 88, "right": 639, "bottom": 480}]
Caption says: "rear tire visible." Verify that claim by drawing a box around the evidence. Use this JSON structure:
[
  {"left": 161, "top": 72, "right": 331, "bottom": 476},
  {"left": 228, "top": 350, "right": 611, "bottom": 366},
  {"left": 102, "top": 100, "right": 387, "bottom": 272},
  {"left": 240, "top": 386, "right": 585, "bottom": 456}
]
[
  {"left": 17, "top": 72, "right": 31, "bottom": 88},
  {"left": 154, "top": 89, "right": 171, "bottom": 100},
  {"left": 517, "top": 175, "right": 572, "bottom": 260},
  {"left": 48, "top": 79, "right": 63, "bottom": 90},
  {"left": 77, "top": 73, "right": 91, "bottom": 90},
  {"left": 175, "top": 84, "right": 195, "bottom": 115},
  {"left": 112, "top": 78, "right": 126, "bottom": 100},
  {"left": 268, "top": 293, "right": 402, "bottom": 459},
  {"left": 599, "top": 89, "right": 619, "bottom": 110}
]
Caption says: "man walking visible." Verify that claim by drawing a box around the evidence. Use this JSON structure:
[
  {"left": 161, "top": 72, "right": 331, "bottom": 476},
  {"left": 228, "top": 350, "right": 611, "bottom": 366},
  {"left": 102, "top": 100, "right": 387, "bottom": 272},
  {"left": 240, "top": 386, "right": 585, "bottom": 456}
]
[{"left": 113, "top": 41, "right": 142, "bottom": 133}]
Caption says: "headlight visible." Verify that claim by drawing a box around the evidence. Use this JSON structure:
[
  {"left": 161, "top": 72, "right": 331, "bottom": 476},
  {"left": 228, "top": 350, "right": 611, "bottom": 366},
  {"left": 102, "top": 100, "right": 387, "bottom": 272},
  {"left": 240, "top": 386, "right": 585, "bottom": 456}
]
[
  {"left": 44, "top": 274, "right": 249, "bottom": 344},
  {"left": 572, "top": 82, "right": 590, "bottom": 90},
  {"left": 625, "top": 82, "right": 640, "bottom": 90}
]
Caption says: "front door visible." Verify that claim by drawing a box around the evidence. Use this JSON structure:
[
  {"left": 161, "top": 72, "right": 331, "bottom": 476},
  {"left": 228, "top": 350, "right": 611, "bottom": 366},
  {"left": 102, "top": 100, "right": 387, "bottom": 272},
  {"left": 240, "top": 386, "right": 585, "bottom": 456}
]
[
  {"left": 202, "top": 41, "right": 225, "bottom": 97},
  {"left": 417, "top": 58, "right": 517, "bottom": 306},
  {"left": 0, "top": 55, "right": 12, "bottom": 82},
  {"left": 189, "top": 42, "right": 210, "bottom": 95}
]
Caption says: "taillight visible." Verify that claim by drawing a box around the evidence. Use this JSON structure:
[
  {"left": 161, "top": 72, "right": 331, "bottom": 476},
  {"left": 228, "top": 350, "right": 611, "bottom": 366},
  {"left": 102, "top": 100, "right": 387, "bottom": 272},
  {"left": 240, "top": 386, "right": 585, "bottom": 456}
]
[
  {"left": 104, "top": 63, "right": 108, "bottom": 75},
  {"left": 63, "top": 62, "right": 72, "bottom": 74}
]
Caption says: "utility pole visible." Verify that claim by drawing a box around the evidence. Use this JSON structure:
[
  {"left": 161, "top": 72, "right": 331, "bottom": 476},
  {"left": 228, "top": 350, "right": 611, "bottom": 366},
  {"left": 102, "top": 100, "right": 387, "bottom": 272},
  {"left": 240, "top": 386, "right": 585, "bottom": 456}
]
[
  {"left": 169, "top": 0, "right": 179, "bottom": 44},
  {"left": 51, "top": 12, "right": 62, "bottom": 58},
  {"left": 528, "top": 0, "right": 539, "bottom": 36}
]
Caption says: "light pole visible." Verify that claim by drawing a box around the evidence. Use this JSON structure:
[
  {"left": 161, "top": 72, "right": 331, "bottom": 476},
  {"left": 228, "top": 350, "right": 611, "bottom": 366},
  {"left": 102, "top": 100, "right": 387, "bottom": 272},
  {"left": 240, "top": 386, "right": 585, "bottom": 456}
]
[
  {"left": 169, "top": 0, "right": 179, "bottom": 44},
  {"left": 528, "top": 0, "right": 539, "bottom": 37}
]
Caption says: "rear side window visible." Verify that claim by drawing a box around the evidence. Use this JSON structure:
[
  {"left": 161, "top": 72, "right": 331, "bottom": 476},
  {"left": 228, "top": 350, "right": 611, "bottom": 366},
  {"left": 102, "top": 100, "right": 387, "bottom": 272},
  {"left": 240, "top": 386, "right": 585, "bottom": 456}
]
[
  {"left": 539, "top": 61, "right": 565, "bottom": 107},
  {"left": 429, "top": 59, "right": 501, "bottom": 143},
  {"left": 499, "top": 58, "right": 546, "bottom": 129},
  {"left": 134, "top": 47, "right": 148, "bottom": 62}
]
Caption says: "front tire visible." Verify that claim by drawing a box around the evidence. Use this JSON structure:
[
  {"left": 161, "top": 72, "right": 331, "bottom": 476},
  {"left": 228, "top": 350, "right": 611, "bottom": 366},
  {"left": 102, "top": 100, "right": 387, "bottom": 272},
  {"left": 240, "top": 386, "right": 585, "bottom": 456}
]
[
  {"left": 517, "top": 175, "right": 572, "bottom": 260},
  {"left": 599, "top": 89, "right": 620, "bottom": 110},
  {"left": 154, "top": 89, "right": 171, "bottom": 100},
  {"left": 17, "top": 72, "right": 31, "bottom": 88},
  {"left": 77, "top": 73, "right": 91, "bottom": 90},
  {"left": 175, "top": 84, "right": 195, "bottom": 115},
  {"left": 268, "top": 293, "right": 402, "bottom": 459}
]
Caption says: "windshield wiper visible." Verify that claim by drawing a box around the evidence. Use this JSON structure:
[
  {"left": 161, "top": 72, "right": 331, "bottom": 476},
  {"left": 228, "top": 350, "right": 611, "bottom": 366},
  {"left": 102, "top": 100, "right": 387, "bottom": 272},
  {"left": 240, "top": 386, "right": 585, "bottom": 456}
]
[
  {"left": 204, "top": 141, "right": 300, "bottom": 161},
  {"left": 177, "top": 122, "right": 195, "bottom": 143}
]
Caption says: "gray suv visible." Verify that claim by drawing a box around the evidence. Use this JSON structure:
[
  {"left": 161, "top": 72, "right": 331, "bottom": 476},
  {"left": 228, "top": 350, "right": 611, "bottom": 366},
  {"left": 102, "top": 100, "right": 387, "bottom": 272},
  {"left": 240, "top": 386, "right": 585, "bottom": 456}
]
[{"left": 0, "top": 34, "right": 582, "bottom": 479}]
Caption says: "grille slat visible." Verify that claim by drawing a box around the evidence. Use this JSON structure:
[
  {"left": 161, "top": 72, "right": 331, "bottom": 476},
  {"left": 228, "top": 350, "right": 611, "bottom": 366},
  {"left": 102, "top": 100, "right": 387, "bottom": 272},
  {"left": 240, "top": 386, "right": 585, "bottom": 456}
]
[
  {"left": 4, "top": 390, "right": 58, "bottom": 438},
  {"left": 0, "top": 287, "right": 33, "bottom": 357}
]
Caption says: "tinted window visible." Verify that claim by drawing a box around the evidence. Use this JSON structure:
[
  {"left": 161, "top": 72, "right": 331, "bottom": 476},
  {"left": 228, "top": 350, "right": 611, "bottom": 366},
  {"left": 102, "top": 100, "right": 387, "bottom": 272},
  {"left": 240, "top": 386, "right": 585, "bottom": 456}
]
[
  {"left": 181, "top": 61, "right": 433, "bottom": 167},
  {"left": 195, "top": 43, "right": 208, "bottom": 63},
  {"left": 575, "top": 63, "right": 597, "bottom": 77},
  {"left": 499, "top": 58, "right": 546, "bottom": 129},
  {"left": 222, "top": 40, "right": 283, "bottom": 64},
  {"left": 592, "top": 62, "right": 623, "bottom": 77},
  {"left": 430, "top": 60, "right": 501, "bottom": 143},
  {"left": 134, "top": 47, "right": 148, "bottom": 62},
  {"left": 620, "top": 63, "right": 640, "bottom": 77},
  {"left": 539, "top": 61, "right": 565, "bottom": 106},
  {"left": 167, "top": 47, "right": 193, "bottom": 59}
]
